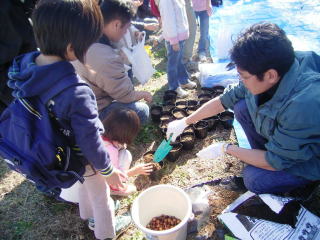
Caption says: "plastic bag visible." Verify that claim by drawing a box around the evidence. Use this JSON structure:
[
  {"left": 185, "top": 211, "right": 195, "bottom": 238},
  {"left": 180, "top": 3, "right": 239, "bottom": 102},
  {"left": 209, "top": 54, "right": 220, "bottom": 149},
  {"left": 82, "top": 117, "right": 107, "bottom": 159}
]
[
  {"left": 122, "top": 33, "right": 155, "bottom": 85},
  {"left": 215, "top": 24, "right": 233, "bottom": 59},
  {"left": 199, "top": 62, "right": 238, "bottom": 88}
]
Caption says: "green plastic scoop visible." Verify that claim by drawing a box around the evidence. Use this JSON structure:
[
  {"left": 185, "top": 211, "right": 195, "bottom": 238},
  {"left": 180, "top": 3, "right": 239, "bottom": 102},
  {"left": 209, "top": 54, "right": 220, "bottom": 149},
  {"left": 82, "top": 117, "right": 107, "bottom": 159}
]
[{"left": 153, "top": 134, "right": 173, "bottom": 162}]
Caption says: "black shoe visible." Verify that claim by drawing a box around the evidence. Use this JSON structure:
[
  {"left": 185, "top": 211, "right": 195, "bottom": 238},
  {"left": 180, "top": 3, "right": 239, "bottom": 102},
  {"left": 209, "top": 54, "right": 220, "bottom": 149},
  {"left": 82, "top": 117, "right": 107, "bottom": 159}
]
[{"left": 219, "top": 176, "right": 247, "bottom": 192}]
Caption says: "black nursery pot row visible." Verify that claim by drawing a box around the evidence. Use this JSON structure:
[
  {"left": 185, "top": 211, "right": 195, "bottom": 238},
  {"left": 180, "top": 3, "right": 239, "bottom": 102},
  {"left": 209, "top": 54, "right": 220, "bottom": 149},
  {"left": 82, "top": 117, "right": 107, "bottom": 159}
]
[
  {"left": 152, "top": 104, "right": 234, "bottom": 130},
  {"left": 162, "top": 86, "right": 225, "bottom": 106},
  {"left": 152, "top": 110, "right": 234, "bottom": 163},
  {"left": 148, "top": 86, "right": 230, "bottom": 164},
  {"left": 200, "top": 86, "right": 225, "bottom": 97}
]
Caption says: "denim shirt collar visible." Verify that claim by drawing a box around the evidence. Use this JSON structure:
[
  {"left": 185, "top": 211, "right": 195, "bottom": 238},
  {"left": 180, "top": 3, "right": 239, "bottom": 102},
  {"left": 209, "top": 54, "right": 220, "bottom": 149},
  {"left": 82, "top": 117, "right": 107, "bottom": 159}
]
[{"left": 257, "top": 59, "right": 299, "bottom": 118}]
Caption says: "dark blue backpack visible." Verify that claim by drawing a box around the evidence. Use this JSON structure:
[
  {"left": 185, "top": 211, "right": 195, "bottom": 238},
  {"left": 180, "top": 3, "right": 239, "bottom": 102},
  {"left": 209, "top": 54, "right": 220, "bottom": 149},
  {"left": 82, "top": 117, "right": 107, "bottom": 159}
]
[{"left": 0, "top": 82, "right": 87, "bottom": 190}]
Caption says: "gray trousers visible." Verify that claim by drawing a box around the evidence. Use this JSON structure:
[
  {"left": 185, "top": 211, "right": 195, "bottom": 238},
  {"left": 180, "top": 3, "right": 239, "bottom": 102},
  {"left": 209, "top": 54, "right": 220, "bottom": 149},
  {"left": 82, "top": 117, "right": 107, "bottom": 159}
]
[{"left": 183, "top": 0, "right": 197, "bottom": 62}]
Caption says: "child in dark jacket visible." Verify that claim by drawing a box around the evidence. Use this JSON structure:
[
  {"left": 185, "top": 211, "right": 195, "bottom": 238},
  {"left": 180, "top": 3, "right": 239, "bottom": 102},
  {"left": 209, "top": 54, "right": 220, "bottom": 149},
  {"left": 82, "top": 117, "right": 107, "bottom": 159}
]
[{"left": 7, "top": 0, "right": 128, "bottom": 239}]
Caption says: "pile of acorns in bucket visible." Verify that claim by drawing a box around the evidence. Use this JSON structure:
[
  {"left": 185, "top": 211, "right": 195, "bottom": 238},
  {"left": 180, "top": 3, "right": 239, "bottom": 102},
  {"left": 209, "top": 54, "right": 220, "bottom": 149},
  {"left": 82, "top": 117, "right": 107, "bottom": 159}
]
[{"left": 149, "top": 86, "right": 234, "bottom": 163}]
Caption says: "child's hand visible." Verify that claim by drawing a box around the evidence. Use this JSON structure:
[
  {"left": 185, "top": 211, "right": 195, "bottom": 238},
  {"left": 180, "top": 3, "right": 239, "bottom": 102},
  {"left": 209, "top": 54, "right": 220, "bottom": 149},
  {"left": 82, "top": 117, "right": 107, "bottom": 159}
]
[
  {"left": 133, "top": 0, "right": 143, "bottom": 7},
  {"left": 172, "top": 43, "right": 180, "bottom": 51},
  {"left": 141, "top": 91, "right": 153, "bottom": 103},
  {"left": 134, "top": 31, "right": 145, "bottom": 42},
  {"left": 172, "top": 43, "right": 180, "bottom": 52},
  {"left": 105, "top": 169, "right": 128, "bottom": 190},
  {"left": 130, "top": 163, "right": 154, "bottom": 176}
]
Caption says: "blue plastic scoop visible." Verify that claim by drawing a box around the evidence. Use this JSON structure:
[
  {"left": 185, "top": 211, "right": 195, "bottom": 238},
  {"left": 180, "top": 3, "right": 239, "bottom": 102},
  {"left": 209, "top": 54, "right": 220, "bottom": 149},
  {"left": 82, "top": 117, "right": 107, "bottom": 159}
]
[{"left": 153, "top": 134, "right": 173, "bottom": 162}]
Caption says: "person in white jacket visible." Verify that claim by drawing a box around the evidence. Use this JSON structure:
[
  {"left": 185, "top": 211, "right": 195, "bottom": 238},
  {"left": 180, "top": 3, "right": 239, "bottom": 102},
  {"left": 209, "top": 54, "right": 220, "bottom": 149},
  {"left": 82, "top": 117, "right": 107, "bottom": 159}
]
[{"left": 155, "top": 0, "right": 197, "bottom": 98}]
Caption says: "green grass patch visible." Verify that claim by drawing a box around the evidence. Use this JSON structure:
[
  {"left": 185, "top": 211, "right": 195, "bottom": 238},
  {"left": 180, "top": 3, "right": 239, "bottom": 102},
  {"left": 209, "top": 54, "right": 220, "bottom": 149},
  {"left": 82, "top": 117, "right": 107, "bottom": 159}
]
[
  {"left": 120, "top": 191, "right": 139, "bottom": 207},
  {"left": 48, "top": 202, "right": 70, "bottom": 214},
  {"left": 135, "top": 123, "right": 161, "bottom": 144},
  {"left": 152, "top": 70, "right": 166, "bottom": 78},
  {"left": 153, "top": 47, "right": 166, "bottom": 59},
  {"left": 12, "top": 220, "right": 33, "bottom": 239},
  {"left": 128, "top": 230, "right": 145, "bottom": 240}
]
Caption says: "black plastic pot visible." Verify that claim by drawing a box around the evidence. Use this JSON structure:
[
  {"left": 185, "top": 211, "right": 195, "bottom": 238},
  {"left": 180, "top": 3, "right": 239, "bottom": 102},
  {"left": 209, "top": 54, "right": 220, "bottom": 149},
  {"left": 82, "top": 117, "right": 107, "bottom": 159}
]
[
  {"left": 204, "top": 115, "right": 218, "bottom": 131},
  {"left": 187, "top": 100, "right": 199, "bottom": 108},
  {"left": 211, "top": 86, "right": 225, "bottom": 95},
  {"left": 219, "top": 111, "right": 234, "bottom": 129},
  {"left": 179, "top": 132, "right": 195, "bottom": 150},
  {"left": 159, "top": 120, "right": 170, "bottom": 134},
  {"left": 198, "top": 93, "right": 212, "bottom": 101},
  {"left": 163, "top": 90, "right": 177, "bottom": 103},
  {"left": 186, "top": 106, "right": 197, "bottom": 116},
  {"left": 175, "top": 100, "right": 187, "bottom": 110},
  {"left": 167, "top": 142, "right": 183, "bottom": 162},
  {"left": 162, "top": 101, "right": 175, "bottom": 112},
  {"left": 143, "top": 151, "right": 164, "bottom": 181},
  {"left": 160, "top": 111, "right": 173, "bottom": 122},
  {"left": 149, "top": 160, "right": 164, "bottom": 181},
  {"left": 172, "top": 108, "right": 187, "bottom": 120},
  {"left": 150, "top": 105, "right": 163, "bottom": 123},
  {"left": 143, "top": 150, "right": 155, "bottom": 163},
  {"left": 199, "top": 99, "right": 210, "bottom": 106},
  {"left": 183, "top": 125, "right": 194, "bottom": 134},
  {"left": 193, "top": 120, "right": 209, "bottom": 139},
  {"left": 200, "top": 87, "right": 215, "bottom": 95}
]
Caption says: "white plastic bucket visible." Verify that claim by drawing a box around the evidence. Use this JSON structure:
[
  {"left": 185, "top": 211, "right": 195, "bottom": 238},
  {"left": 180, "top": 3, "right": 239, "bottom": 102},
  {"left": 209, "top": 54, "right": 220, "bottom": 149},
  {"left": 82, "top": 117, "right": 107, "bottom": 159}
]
[{"left": 131, "top": 184, "right": 192, "bottom": 240}]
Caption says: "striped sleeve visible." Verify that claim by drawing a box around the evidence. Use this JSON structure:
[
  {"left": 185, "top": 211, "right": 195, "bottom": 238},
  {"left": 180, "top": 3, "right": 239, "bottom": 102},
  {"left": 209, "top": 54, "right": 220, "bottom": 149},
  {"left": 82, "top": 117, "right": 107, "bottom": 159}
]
[{"left": 99, "top": 164, "right": 114, "bottom": 176}]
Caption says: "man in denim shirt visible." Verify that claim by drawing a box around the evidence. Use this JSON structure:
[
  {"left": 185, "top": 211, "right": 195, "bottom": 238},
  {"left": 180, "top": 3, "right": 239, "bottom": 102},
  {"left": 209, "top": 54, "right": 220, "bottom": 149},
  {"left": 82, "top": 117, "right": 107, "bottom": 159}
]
[{"left": 167, "top": 22, "right": 320, "bottom": 194}]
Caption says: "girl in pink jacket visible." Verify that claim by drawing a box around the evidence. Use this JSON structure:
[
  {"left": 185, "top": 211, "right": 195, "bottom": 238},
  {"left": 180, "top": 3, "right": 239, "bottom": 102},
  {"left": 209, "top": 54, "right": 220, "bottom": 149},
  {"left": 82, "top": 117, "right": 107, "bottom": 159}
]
[
  {"left": 101, "top": 108, "right": 154, "bottom": 196},
  {"left": 192, "top": 0, "right": 212, "bottom": 61}
]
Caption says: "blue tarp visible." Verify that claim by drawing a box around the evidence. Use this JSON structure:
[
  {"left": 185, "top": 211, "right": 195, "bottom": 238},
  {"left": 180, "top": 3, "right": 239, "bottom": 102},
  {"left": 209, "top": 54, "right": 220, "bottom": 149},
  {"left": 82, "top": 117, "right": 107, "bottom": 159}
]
[
  {"left": 208, "top": 0, "right": 320, "bottom": 148},
  {"left": 209, "top": 0, "right": 320, "bottom": 61}
]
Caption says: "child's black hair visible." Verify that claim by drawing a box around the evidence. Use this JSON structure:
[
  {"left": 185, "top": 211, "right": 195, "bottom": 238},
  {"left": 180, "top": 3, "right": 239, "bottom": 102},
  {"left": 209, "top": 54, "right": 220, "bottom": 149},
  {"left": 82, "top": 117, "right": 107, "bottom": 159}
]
[
  {"left": 32, "top": 0, "right": 103, "bottom": 63},
  {"left": 100, "top": 0, "right": 134, "bottom": 27},
  {"left": 102, "top": 108, "right": 140, "bottom": 145}
]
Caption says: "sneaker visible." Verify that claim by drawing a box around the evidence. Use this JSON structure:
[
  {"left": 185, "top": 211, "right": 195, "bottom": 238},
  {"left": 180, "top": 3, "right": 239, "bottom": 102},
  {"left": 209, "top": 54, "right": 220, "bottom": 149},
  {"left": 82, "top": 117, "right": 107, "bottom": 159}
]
[
  {"left": 219, "top": 176, "right": 247, "bottom": 192},
  {"left": 180, "top": 81, "right": 197, "bottom": 90},
  {"left": 114, "top": 212, "right": 132, "bottom": 236},
  {"left": 88, "top": 217, "right": 95, "bottom": 231},
  {"left": 87, "top": 200, "right": 121, "bottom": 231},
  {"left": 105, "top": 213, "right": 133, "bottom": 239},
  {"left": 87, "top": 213, "right": 131, "bottom": 239},
  {"left": 185, "top": 61, "right": 199, "bottom": 73},
  {"left": 175, "top": 87, "right": 188, "bottom": 98},
  {"left": 110, "top": 184, "right": 137, "bottom": 197},
  {"left": 198, "top": 53, "right": 207, "bottom": 62}
]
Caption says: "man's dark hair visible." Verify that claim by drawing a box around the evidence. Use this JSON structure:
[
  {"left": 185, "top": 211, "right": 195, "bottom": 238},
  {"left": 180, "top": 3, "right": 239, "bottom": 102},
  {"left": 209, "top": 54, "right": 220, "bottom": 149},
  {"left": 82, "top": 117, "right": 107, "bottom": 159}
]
[
  {"left": 32, "top": 0, "right": 103, "bottom": 63},
  {"left": 230, "top": 22, "right": 295, "bottom": 80},
  {"left": 100, "top": 0, "right": 134, "bottom": 26},
  {"left": 102, "top": 108, "right": 140, "bottom": 145}
]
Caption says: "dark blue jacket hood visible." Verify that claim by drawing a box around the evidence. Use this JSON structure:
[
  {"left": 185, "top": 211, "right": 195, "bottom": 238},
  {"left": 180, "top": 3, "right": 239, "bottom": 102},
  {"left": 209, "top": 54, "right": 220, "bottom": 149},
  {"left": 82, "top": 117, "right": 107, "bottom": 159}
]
[{"left": 7, "top": 51, "right": 76, "bottom": 98}]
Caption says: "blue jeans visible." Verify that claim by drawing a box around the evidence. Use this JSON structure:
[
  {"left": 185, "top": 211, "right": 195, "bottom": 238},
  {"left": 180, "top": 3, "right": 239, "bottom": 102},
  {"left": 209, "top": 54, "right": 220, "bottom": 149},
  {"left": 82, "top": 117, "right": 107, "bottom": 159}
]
[
  {"left": 234, "top": 99, "right": 312, "bottom": 194},
  {"left": 165, "top": 40, "right": 189, "bottom": 90},
  {"left": 195, "top": 10, "right": 209, "bottom": 55},
  {"left": 99, "top": 101, "right": 149, "bottom": 124}
]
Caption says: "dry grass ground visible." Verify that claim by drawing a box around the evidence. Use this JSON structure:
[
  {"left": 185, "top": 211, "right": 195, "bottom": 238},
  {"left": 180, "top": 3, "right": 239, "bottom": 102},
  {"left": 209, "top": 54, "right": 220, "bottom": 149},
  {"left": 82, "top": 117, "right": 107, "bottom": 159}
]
[
  {"left": 1, "top": 39, "right": 319, "bottom": 240},
  {"left": 0, "top": 39, "right": 244, "bottom": 240}
]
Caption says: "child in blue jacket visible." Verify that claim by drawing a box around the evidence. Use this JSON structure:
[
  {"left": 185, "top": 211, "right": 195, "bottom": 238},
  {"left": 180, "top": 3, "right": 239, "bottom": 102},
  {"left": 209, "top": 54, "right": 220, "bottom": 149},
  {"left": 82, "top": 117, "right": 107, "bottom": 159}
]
[{"left": 7, "top": 0, "right": 128, "bottom": 239}]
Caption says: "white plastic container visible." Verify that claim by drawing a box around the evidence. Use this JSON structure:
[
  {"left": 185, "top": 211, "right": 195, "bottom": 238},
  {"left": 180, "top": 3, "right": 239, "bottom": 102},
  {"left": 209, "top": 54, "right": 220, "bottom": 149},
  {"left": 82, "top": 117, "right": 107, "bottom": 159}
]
[{"left": 131, "top": 184, "right": 192, "bottom": 240}]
